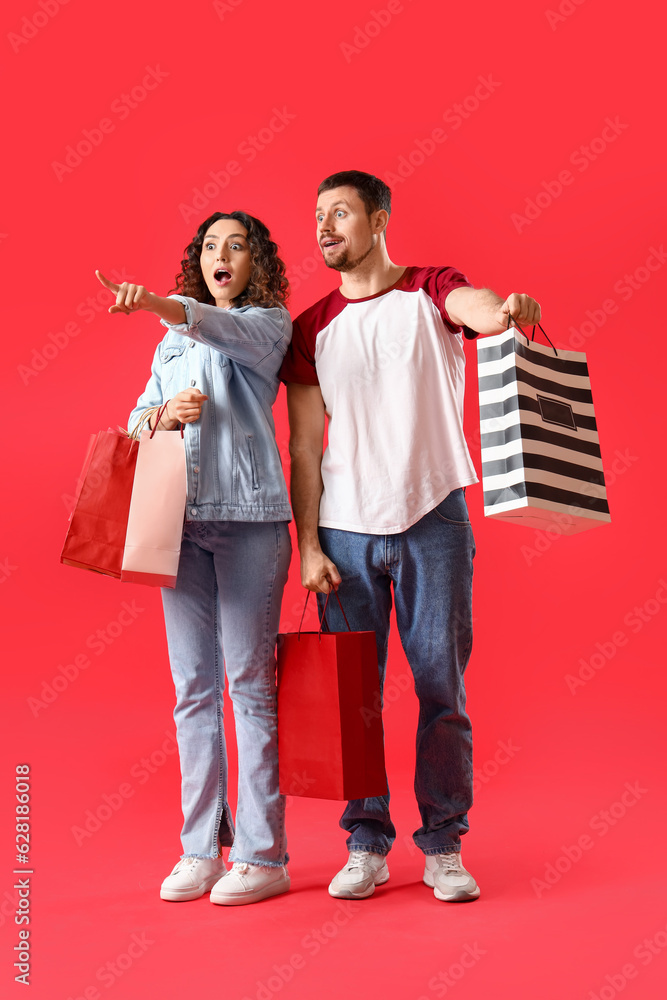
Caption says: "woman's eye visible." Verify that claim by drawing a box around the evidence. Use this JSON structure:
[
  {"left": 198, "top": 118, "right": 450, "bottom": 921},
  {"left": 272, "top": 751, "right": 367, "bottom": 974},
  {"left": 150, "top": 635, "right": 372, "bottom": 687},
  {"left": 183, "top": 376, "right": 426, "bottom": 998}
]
[{"left": 205, "top": 243, "right": 215, "bottom": 250}]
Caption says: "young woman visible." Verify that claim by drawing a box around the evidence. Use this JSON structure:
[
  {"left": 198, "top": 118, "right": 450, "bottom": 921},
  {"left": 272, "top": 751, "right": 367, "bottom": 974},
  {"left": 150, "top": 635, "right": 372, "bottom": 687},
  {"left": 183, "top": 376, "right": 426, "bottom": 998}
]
[{"left": 96, "top": 211, "right": 292, "bottom": 906}]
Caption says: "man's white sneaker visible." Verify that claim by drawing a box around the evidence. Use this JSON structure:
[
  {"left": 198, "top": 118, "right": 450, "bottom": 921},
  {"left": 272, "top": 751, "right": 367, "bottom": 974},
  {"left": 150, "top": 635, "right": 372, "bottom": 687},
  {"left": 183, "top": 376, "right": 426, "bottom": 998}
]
[
  {"left": 160, "top": 855, "right": 227, "bottom": 901},
  {"left": 423, "top": 852, "right": 480, "bottom": 902},
  {"left": 209, "top": 862, "right": 290, "bottom": 905},
  {"left": 328, "top": 850, "right": 389, "bottom": 899}
]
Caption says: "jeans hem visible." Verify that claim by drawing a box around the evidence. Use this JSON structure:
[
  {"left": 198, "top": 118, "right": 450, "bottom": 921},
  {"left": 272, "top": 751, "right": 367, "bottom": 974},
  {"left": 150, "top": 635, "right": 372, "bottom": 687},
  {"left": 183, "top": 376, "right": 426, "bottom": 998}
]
[
  {"left": 347, "top": 844, "right": 389, "bottom": 857},
  {"left": 228, "top": 855, "right": 288, "bottom": 868},
  {"left": 179, "top": 852, "right": 222, "bottom": 860},
  {"left": 420, "top": 846, "right": 462, "bottom": 856}
]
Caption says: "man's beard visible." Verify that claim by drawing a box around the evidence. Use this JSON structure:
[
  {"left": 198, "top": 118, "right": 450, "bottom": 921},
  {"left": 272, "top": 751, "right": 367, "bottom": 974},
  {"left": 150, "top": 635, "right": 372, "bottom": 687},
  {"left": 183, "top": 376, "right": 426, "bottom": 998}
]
[{"left": 324, "top": 236, "right": 375, "bottom": 272}]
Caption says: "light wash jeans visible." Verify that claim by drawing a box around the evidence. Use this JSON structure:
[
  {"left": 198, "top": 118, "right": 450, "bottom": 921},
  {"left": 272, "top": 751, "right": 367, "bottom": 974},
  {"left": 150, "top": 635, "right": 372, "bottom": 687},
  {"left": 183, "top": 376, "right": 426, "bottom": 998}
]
[
  {"left": 161, "top": 519, "right": 291, "bottom": 866},
  {"left": 317, "top": 488, "right": 475, "bottom": 857}
]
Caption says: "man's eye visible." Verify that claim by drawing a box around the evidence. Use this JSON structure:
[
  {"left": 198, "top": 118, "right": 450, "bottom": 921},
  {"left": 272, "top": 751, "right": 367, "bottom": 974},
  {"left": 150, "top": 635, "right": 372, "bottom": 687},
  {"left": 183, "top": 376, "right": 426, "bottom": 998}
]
[{"left": 335, "top": 211, "right": 345, "bottom": 217}]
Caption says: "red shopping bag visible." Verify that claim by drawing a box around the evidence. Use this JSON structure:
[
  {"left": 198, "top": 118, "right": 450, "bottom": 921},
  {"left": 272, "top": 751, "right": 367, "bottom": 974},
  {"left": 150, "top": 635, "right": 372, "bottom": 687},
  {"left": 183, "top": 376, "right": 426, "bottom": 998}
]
[
  {"left": 60, "top": 430, "right": 139, "bottom": 578},
  {"left": 120, "top": 408, "right": 187, "bottom": 588},
  {"left": 277, "top": 592, "right": 389, "bottom": 801}
]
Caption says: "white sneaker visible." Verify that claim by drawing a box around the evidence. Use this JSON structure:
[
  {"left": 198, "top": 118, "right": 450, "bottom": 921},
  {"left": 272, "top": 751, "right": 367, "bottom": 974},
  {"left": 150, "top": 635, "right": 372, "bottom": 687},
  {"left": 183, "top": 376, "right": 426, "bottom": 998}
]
[
  {"left": 160, "top": 855, "right": 227, "bottom": 901},
  {"left": 210, "top": 862, "right": 290, "bottom": 906},
  {"left": 328, "top": 851, "right": 389, "bottom": 899},
  {"left": 423, "top": 852, "right": 480, "bottom": 902}
]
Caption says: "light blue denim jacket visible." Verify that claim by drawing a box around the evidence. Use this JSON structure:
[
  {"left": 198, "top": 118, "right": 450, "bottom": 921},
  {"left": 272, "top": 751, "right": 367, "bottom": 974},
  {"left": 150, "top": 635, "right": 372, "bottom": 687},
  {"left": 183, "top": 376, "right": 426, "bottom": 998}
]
[{"left": 128, "top": 294, "right": 292, "bottom": 523}]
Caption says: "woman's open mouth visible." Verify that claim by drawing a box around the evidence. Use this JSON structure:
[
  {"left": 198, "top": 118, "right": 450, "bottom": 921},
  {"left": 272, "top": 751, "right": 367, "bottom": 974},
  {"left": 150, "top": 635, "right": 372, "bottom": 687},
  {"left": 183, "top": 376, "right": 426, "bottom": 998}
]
[{"left": 214, "top": 268, "right": 232, "bottom": 286}]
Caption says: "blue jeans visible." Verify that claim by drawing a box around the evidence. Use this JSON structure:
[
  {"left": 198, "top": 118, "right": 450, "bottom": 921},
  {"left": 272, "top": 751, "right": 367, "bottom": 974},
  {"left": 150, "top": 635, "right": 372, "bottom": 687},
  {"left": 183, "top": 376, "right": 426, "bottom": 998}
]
[
  {"left": 317, "top": 488, "right": 475, "bottom": 857},
  {"left": 161, "top": 520, "right": 291, "bottom": 866}
]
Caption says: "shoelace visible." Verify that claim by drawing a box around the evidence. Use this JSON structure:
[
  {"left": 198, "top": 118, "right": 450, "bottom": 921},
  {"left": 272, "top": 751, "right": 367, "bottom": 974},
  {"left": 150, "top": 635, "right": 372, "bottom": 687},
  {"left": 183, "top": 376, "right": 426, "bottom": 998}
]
[
  {"left": 176, "top": 856, "right": 201, "bottom": 871},
  {"left": 346, "top": 851, "right": 374, "bottom": 871},
  {"left": 230, "top": 862, "right": 250, "bottom": 875},
  {"left": 434, "top": 853, "right": 463, "bottom": 874}
]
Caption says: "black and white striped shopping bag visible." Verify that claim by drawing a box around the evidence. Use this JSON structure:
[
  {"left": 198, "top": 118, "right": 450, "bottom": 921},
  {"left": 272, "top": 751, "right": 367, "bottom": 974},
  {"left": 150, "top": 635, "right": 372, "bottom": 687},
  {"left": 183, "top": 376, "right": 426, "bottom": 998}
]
[{"left": 477, "top": 325, "right": 611, "bottom": 534}]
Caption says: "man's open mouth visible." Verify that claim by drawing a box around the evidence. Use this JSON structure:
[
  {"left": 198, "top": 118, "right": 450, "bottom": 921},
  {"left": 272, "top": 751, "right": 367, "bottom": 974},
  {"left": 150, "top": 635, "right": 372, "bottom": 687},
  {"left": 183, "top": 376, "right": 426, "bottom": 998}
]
[
  {"left": 322, "top": 240, "right": 342, "bottom": 249},
  {"left": 214, "top": 268, "right": 232, "bottom": 286}
]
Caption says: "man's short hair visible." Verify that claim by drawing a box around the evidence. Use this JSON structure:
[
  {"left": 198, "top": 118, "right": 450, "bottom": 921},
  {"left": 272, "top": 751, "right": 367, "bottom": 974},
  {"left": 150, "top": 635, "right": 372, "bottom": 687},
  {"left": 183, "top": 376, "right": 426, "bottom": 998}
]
[{"left": 318, "top": 170, "right": 392, "bottom": 219}]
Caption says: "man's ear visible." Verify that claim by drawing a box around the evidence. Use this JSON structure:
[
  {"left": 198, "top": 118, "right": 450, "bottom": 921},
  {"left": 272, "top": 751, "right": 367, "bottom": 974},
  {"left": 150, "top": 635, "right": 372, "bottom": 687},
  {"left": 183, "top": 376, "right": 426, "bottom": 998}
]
[{"left": 374, "top": 209, "right": 389, "bottom": 238}]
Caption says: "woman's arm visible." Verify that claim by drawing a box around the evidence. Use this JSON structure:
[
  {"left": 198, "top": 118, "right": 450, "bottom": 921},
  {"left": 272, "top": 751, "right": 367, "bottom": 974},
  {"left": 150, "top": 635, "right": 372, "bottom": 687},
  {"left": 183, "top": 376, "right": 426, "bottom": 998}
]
[
  {"left": 96, "top": 270, "right": 185, "bottom": 324},
  {"left": 95, "top": 270, "right": 290, "bottom": 370}
]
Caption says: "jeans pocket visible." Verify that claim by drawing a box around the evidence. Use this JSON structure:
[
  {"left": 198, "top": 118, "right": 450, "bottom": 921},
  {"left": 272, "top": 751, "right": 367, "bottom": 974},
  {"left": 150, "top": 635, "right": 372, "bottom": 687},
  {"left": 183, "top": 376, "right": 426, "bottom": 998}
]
[{"left": 433, "top": 488, "right": 470, "bottom": 525}]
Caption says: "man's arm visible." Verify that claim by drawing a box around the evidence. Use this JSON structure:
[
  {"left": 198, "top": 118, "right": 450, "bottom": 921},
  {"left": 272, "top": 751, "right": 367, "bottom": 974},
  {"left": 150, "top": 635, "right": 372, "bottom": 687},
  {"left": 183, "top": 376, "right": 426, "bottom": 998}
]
[
  {"left": 445, "top": 287, "right": 541, "bottom": 335},
  {"left": 286, "top": 383, "right": 341, "bottom": 594}
]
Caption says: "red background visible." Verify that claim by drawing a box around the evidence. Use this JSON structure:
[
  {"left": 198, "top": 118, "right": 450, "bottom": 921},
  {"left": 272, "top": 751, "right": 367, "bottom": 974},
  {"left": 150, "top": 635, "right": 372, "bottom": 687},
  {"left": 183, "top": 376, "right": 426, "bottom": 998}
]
[{"left": 2, "top": 1, "right": 666, "bottom": 998}]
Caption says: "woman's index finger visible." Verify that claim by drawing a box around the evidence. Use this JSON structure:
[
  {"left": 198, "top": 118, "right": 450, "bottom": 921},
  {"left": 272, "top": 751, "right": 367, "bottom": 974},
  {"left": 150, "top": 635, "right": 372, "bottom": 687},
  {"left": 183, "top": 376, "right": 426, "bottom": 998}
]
[{"left": 95, "top": 269, "right": 119, "bottom": 292}]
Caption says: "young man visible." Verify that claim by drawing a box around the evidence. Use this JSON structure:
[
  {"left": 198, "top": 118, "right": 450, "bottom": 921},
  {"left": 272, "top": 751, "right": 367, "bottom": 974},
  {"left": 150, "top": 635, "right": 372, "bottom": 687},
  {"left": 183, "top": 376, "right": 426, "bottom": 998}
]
[{"left": 279, "top": 170, "right": 540, "bottom": 903}]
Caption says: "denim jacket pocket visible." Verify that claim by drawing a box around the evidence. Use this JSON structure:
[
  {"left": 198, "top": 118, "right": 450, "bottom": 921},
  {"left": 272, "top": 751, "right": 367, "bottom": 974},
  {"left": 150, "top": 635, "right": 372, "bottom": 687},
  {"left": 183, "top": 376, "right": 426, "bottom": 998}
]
[
  {"left": 247, "top": 435, "right": 260, "bottom": 491},
  {"left": 160, "top": 343, "right": 186, "bottom": 363}
]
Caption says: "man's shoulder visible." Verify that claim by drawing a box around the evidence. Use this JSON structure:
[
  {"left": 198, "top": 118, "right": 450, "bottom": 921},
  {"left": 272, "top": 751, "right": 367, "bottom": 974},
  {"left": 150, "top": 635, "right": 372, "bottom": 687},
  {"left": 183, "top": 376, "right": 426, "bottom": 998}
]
[
  {"left": 399, "top": 264, "right": 469, "bottom": 291},
  {"left": 294, "top": 287, "right": 347, "bottom": 337}
]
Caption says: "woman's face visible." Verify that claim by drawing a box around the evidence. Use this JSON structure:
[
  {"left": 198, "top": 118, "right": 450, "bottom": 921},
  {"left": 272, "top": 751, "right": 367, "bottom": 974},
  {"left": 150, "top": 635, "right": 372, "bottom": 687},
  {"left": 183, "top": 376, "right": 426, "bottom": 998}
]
[{"left": 200, "top": 219, "right": 252, "bottom": 307}]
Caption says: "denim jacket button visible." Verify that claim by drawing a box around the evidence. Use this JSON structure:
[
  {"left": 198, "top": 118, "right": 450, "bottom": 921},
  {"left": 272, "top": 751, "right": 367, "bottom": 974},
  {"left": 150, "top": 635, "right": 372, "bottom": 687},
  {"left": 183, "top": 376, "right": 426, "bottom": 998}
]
[
  {"left": 190, "top": 508, "right": 197, "bottom": 516},
  {"left": 189, "top": 341, "right": 195, "bottom": 347},
  {"left": 193, "top": 466, "right": 200, "bottom": 474},
  {"left": 190, "top": 379, "right": 196, "bottom": 387}
]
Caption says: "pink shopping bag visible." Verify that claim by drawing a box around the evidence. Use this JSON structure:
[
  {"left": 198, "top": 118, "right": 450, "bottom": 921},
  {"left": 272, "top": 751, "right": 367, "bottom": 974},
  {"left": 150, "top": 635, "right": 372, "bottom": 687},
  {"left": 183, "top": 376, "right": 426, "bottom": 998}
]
[{"left": 120, "top": 405, "right": 187, "bottom": 588}]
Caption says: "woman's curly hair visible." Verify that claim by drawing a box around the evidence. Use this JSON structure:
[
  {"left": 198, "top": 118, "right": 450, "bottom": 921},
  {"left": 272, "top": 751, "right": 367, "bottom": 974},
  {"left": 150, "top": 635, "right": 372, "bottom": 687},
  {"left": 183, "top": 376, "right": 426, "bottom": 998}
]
[{"left": 170, "top": 211, "right": 289, "bottom": 308}]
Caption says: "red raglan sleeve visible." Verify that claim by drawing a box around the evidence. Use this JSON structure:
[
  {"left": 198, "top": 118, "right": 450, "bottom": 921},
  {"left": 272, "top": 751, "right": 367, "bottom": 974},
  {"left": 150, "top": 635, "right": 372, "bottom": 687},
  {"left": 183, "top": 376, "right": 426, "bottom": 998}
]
[
  {"left": 278, "top": 314, "right": 320, "bottom": 385},
  {"left": 430, "top": 266, "right": 476, "bottom": 337}
]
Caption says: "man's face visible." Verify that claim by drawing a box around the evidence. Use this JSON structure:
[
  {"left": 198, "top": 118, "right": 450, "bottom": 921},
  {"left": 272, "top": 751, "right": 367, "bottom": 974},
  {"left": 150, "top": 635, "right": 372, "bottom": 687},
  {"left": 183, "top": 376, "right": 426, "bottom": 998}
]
[{"left": 316, "top": 186, "right": 377, "bottom": 272}]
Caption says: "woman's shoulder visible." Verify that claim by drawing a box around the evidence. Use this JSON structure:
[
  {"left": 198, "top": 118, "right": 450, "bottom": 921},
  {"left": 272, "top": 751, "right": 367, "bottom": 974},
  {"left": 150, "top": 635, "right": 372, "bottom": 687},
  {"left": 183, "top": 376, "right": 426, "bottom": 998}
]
[{"left": 233, "top": 303, "right": 292, "bottom": 332}]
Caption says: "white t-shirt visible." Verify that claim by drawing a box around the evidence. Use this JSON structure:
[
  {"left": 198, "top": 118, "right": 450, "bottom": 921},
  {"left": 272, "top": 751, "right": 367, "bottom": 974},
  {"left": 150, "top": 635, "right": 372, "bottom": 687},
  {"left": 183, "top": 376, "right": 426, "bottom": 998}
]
[{"left": 279, "top": 265, "right": 479, "bottom": 534}]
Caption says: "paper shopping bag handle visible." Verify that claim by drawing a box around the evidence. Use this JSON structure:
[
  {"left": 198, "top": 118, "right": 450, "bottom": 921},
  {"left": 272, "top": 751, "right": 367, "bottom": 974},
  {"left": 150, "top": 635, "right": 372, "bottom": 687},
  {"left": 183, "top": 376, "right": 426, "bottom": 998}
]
[
  {"left": 507, "top": 313, "right": 558, "bottom": 357},
  {"left": 298, "top": 589, "right": 352, "bottom": 639},
  {"left": 149, "top": 401, "right": 185, "bottom": 439}
]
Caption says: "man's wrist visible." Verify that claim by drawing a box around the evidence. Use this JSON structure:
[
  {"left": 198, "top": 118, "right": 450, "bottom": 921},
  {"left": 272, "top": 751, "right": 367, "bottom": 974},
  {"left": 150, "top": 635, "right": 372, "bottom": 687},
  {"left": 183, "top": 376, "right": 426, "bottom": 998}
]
[{"left": 298, "top": 534, "right": 322, "bottom": 555}]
